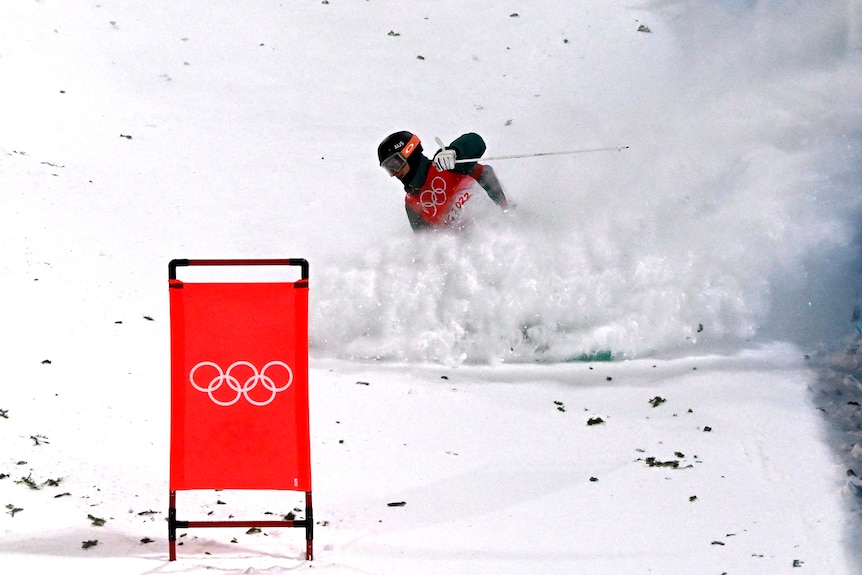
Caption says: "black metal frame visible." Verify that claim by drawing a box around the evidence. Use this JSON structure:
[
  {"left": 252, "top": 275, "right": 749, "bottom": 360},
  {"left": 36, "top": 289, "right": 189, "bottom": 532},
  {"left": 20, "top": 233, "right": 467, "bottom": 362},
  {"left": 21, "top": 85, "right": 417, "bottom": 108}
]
[
  {"left": 169, "top": 258, "right": 309, "bottom": 281},
  {"left": 169, "top": 491, "right": 313, "bottom": 561}
]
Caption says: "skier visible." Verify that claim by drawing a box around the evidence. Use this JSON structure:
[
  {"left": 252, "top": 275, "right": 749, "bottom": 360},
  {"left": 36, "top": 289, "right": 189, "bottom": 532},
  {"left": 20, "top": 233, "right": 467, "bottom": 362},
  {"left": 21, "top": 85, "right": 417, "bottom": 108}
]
[{"left": 377, "top": 131, "right": 509, "bottom": 231}]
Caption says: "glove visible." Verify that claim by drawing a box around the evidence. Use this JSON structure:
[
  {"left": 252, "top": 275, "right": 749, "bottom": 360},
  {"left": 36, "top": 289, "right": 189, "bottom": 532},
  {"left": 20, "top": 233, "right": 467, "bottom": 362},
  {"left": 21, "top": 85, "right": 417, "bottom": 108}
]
[{"left": 433, "top": 148, "right": 457, "bottom": 171}]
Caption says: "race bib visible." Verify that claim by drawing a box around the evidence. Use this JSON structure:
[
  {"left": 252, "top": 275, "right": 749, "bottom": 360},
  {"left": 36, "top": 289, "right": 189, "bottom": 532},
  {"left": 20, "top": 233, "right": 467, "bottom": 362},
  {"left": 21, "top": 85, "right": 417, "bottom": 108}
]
[{"left": 405, "top": 170, "right": 477, "bottom": 227}]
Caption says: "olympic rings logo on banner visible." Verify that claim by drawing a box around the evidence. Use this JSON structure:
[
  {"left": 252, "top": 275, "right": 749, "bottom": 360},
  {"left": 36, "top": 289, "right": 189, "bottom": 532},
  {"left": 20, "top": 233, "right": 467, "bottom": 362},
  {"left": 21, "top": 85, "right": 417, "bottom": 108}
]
[
  {"left": 418, "top": 176, "right": 448, "bottom": 216},
  {"left": 189, "top": 360, "right": 293, "bottom": 407}
]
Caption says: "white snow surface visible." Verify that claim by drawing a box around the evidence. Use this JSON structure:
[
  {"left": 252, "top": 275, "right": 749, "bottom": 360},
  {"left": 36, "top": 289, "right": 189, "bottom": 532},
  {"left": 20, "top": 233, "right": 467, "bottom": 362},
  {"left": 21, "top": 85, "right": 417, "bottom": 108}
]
[{"left": 2, "top": 0, "right": 862, "bottom": 573}]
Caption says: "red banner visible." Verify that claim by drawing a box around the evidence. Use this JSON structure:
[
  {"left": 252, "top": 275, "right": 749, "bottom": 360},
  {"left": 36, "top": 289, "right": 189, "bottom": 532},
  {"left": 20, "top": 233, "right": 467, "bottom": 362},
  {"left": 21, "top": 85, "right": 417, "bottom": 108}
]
[{"left": 169, "top": 280, "right": 310, "bottom": 491}]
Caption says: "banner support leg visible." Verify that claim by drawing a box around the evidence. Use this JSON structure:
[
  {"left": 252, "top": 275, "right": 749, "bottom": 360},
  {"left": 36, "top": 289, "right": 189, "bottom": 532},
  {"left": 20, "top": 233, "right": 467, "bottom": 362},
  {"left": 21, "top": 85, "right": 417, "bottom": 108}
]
[
  {"left": 168, "top": 491, "right": 177, "bottom": 561},
  {"left": 305, "top": 491, "right": 314, "bottom": 560}
]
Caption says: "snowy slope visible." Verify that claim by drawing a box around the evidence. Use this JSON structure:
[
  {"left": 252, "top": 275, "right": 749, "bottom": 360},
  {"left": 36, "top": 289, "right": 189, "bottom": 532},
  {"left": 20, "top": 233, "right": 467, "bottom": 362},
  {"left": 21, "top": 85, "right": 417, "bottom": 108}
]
[{"left": 1, "top": 1, "right": 862, "bottom": 573}]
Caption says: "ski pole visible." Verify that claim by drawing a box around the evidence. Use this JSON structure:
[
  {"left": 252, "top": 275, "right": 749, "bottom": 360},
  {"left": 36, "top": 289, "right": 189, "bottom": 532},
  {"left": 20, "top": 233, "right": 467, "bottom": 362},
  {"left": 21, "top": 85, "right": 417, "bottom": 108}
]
[
  {"left": 455, "top": 145, "right": 629, "bottom": 163},
  {"left": 435, "top": 136, "right": 628, "bottom": 163}
]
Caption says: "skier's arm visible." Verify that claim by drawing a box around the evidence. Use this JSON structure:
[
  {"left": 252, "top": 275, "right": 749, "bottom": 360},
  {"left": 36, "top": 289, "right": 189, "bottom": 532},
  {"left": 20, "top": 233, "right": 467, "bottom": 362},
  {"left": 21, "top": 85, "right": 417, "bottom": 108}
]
[
  {"left": 446, "top": 133, "right": 486, "bottom": 175},
  {"left": 475, "top": 164, "right": 509, "bottom": 209},
  {"left": 448, "top": 132, "right": 486, "bottom": 160}
]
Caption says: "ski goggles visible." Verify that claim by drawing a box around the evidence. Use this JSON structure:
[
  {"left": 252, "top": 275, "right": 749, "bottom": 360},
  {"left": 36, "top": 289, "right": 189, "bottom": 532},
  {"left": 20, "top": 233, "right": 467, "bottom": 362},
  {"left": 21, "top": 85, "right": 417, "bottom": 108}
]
[
  {"left": 380, "top": 151, "right": 408, "bottom": 175},
  {"left": 380, "top": 134, "right": 421, "bottom": 175}
]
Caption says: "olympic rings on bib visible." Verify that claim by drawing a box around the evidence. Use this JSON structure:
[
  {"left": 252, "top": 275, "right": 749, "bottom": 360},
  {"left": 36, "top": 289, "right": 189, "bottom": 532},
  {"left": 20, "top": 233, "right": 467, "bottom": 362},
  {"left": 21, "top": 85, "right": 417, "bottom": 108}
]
[
  {"left": 189, "top": 360, "right": 293, "bottom": 407},
  {"left": 418, "top": 176, "right": 449, "bottom": 216}
]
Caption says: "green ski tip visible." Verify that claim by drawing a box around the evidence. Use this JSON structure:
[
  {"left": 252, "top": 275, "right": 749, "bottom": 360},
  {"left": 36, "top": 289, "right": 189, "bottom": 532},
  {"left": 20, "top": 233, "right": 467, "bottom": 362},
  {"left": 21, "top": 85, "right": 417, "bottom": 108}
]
[{"left": 568, "top": 350, "right": 614, "bottom": 362}]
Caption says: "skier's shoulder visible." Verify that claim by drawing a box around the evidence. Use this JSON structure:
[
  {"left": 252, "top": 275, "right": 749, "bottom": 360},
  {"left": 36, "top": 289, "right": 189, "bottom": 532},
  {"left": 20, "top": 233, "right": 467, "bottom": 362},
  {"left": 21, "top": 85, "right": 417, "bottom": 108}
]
[{"left": 450, "top": 132, "right": 486, "bottom": 159}]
